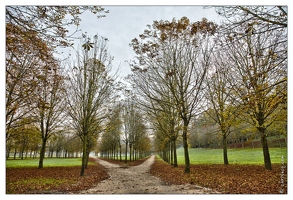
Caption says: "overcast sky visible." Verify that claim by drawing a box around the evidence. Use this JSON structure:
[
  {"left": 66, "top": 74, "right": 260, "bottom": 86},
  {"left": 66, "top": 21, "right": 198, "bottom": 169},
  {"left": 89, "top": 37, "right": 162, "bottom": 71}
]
[{"left": 64, "top": 5, "right": 224, "bottom": 82}]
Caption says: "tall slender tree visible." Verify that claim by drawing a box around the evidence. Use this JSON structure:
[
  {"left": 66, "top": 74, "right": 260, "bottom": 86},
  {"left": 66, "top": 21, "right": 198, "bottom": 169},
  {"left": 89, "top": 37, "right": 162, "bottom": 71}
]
[
  {"left": 205, "top": 50, "right": 240, "bottom": 165},
  {"left": 32, "top": 63, "right": 66, "bottom": 168},
  {"left": 66, "top": 34, "right": 116, "bottom": 176}
]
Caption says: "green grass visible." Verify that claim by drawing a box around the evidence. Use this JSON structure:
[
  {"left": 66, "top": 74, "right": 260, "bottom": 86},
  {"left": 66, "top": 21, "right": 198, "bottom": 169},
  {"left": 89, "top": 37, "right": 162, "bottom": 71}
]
[
  {"left": 176, "top": 147, "right": 287, "bottom": 165},
  {"left": 6, "top": 158, "right": 87, "bottom": 168},
  {"left": 15, "top": 177, "right": 73, "bottom": 186}
]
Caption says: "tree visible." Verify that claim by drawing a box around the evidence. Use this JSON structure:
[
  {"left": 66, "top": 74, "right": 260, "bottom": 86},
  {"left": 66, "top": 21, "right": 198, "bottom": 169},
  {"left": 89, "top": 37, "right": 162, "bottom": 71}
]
[
  {"left": 6, "top": 7, "right": 109, "bottom": 132},
  {"left": 6, "top": 6, "right": 109, "bottom": 164},
  {"left": 66, "top": 34, "right": 116, "bottom": 176},
  {"left": 150, "top": 108, "right": 180, "bottom": 166},
  {"left": 218, "top": 21, "right": 287, "bottom": 170},
  {"left": 129, "top": 17, "right": 217, "bottom": 173},
  {"left": 128, "top": 106, "right": 148, "bottom": 161},
  {"left": 205, "top": 49, "right": 241, "bottom": 164},
  {"left": 6, "top": 117, "right": 40, "bottom": 159},
  {"left": 122, "top": 98, "right": 135, "bottom": 163},
  {"left": 121, "top": 93, "right": 150, "bottom": 162},
  {"left": 211, "top": 6, "right": 287, "bottom": 29},
  {"left": 128, "top": 61, "right": 180, "bottom": 165},
  {"left": 6, "top": 6, "right": 109, "bottom": 52},
  {"left": 6, "top": 23, "right": 53, "bottom": 143},
  {"left": 100, "top": 104, "right": 123, "bottom": 160},
  {"left": 32, "top": 62, "right": 66, "bottom": 168}
]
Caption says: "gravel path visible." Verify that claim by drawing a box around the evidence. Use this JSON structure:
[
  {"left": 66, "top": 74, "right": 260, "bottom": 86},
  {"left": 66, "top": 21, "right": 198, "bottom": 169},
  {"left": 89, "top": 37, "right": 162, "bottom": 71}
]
[{"left": 80, "top": 155, "right": 220, "bottom": 194}]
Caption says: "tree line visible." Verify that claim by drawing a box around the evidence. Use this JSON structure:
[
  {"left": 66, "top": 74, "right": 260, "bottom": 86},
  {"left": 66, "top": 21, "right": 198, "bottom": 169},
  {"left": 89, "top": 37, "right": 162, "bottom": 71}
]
[
  {"left": 127, "top": 6, "right": 287, "bottom": 172},
  {"left": 6, "top": 6, "right": 151, "bottom": 176},
  {"left": 6, "top": 6, "right": 287, "bottom": 177}
]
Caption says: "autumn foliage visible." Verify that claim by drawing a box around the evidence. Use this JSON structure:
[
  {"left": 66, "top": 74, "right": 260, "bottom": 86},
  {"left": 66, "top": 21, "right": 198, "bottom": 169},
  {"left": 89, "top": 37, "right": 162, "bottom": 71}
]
[
  {"left": 6, "top": 158, "right": 109, "bottom": 194},
  {"left": 150, "top": 157, "right": 287, "bottom": 194}
]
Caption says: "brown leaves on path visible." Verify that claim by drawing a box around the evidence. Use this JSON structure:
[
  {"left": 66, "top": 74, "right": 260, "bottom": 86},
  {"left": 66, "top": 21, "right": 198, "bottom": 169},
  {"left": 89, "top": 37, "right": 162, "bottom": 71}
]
[
  {"left": 150, "top": 157, "right": 287, "bottom": 194},
  {"left": 6, "top": 158, "right": 109, "bottom": 194}
]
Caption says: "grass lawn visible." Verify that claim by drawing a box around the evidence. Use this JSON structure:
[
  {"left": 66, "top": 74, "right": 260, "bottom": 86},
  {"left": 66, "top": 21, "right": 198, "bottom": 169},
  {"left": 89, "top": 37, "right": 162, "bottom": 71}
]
[
  {"left": 176, "top": 147, "right": 287, "bottom": 165},
  {"left": 6, "top": 157, "right": 87, "bottom": 168}
]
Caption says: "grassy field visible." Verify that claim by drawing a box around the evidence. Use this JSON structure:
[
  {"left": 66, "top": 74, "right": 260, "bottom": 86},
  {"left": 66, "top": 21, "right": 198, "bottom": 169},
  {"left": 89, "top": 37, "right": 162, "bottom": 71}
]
[
  {"left": 176, "top": 147, "right": 287, "bottom": 165},
  {"left": 6, "top": 157, "right": 87, "bottom": 168}
]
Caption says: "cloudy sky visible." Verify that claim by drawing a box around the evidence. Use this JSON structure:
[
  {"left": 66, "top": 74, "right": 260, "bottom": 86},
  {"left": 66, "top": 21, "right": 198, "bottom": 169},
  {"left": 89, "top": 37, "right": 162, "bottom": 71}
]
[{"left": 63, "top": 5, "right": 224, "bottom": 82}]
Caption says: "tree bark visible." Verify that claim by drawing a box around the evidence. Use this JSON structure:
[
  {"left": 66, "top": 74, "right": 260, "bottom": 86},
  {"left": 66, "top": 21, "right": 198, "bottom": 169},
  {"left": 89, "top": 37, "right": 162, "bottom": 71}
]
[
  {"left": 38, "top": 138, "right": 47, "bottom": 168},
  {"left": 170, "top": 141, "right": 173, "bottom": 166},
  {"left": 125, "top": 141, "right": 128, "bottom": 163},
  {"left": 119, "top": 145, "right": 122, "bottom": 162},
  {"left": 260, "top": 131, "right": 272, "bottom": 170},
  {"left": 182, "top": 121, "right": 190, "bottom": 173},
  {"left": 223, "top": 135, "right": 229, "bottom": 165},
  {"left": 85, "top": 146, "right": 90, "bottom": 169},
  {"left": 129, "top": 144, "right": 132, "bottom": 162},
  {"left": 173, "top": 139, "right": 178, "bottom": 167},
  {"left": 80, "top": 134, "right": 88, "bottom": 176}
]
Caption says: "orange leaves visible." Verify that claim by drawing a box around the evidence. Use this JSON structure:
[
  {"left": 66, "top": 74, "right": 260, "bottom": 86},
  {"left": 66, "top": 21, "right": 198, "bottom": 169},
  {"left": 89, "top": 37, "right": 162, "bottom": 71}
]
[
  {"left": 6, "top": 163, "right": 109, "bottom": 194},
  {"left": 150, "top": 157, "right": 287, "bottom": 194},
  {"left": 191, "top": 18, "right": 218, "bottom": 35},
  {"left": 129, "top": 17, "right": 218, "bottom": 73},
  {"left": 6, "top": 6, "right": 108, "bottom": 50}
]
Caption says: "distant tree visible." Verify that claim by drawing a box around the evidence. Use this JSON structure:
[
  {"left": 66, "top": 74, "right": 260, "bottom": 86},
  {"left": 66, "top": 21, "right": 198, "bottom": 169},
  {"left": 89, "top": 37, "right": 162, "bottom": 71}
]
[
  {"left": 101, "top": 104, "right": 123, "bottom": 160},
  {"left": 148, "top": 100, "right": 180, "bottom": 166},
  {"left": 6, "top": 118, "right": 40, "bottom": 159}
]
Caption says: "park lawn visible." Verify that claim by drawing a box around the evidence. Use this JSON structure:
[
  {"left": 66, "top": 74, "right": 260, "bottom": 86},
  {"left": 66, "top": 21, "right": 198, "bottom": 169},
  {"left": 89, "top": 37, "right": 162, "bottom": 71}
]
[
  {"left": 6, "top": 157, "right": 90, "bottom": 168},
  {"left": 176, "top": 147, "right": 287, "bottom": 164}
]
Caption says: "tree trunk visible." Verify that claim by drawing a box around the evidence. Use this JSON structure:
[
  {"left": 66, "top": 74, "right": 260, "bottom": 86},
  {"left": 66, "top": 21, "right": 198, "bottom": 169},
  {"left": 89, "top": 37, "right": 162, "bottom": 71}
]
[
  {"left": 166, "top": 146, "right": 169, "bottom": 163},
  {"left": 163, "top": 149, "right": 166, "bottom": 162},
  {"left": 13, "top": 147, "right": 17, "bottom": 160},
  {"left": 80, "top": 134, "right": 88, "bottom": 176},
  {"left": 173, "top": 139, "right": 178, "bottom": 167},
  {"left": 223, "top": 135, "right": 229, "bottom": 165},
  {"left": 20, "top": 148, "right": 24, "bottom": 160},
  {"left": 129, "top": 144, "right": 132, "bottom": 162},
  {"left": 6, "top": 147, "right": 10, "bottom": 159},
  {"left": 85, "top": 147, "right": 90, "bottom": 169},
  {"left": 170, "top": 141, "right": 174, "bottom": 166},
  {"left": 182, "top": 122, "right": 190, "bottom": 173},
  {"left": 125, "top": 141, "right": 128, "bottom": 163},
  {"left": 116, "top": 148, "right": 119, "bottom": 160},
  {"left": 260, "top": 131, "right": 272, "bottom": 170},
  {"left": 38, "top": 138, "right": 47, "bottom": 168},
  {"left": 119, "top": 145, "right": 122, "bottom": 162}
]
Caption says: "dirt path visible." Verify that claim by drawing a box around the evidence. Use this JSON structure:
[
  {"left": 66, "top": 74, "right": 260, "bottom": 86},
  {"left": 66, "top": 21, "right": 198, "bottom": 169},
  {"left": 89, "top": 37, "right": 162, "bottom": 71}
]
[{"left": 80, "top": 155, "right": 220, "bottom": 194}]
